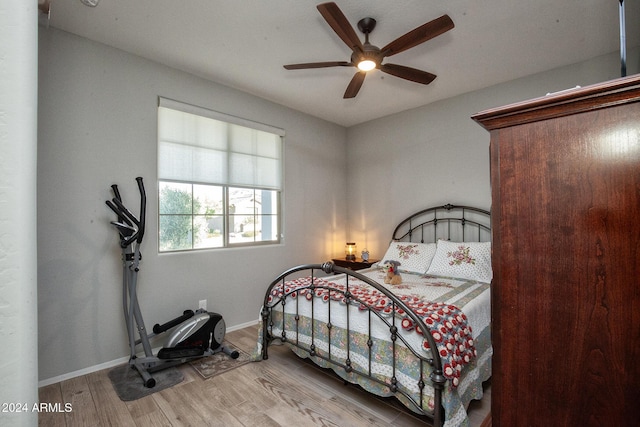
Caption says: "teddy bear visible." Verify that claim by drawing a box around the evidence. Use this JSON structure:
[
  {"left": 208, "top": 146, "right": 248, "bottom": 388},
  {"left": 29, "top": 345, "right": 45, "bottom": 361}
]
[{"left": 381, "top": 260, "right": 402, "bottom": 285}]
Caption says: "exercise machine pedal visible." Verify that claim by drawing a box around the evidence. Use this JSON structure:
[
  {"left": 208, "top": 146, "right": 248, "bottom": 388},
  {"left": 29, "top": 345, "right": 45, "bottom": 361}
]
[{"left": 157, "top": 346, "right": 204, "bottom": 360}]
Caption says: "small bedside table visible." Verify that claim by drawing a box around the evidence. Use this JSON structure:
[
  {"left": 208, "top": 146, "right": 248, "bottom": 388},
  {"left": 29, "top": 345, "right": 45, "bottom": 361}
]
[{"left": 331, "top": 258, "right": 379, "bottom": 271}]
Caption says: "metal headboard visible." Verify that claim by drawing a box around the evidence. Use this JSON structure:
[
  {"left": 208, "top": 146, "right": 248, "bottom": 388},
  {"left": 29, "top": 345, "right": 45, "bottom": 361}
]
[{"left": 392, "top": 203, "right": 491, "bottom": 243}]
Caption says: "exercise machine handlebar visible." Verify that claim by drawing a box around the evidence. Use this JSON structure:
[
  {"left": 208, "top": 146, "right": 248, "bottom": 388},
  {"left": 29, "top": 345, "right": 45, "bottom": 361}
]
[
  {"left": 105, "top": 177, "right": 146, "bottom": 248},
  {"left": 135, "top": 176, "right": 146, "bottom": 244}
]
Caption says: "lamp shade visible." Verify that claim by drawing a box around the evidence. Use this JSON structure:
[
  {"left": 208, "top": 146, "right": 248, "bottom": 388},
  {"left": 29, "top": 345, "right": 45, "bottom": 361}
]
[{"left": 345, "top": 242, "right": 357, "bottom": 260}]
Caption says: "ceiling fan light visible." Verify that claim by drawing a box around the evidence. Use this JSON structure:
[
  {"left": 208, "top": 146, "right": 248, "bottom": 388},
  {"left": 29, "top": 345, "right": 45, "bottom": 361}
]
[{"left": 357, "top": 59, "right": 376, "bottom": 71}]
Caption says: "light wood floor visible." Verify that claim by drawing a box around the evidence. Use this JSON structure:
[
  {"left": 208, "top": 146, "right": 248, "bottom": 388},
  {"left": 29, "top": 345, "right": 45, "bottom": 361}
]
[{"left": 39, "top": 324, "right": 491, "bottom": 426}]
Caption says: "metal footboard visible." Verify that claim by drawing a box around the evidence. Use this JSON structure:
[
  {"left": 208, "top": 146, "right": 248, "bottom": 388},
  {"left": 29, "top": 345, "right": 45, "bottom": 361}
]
[{"left": 260, "top": 261, "right": 446, "bottom": 427}]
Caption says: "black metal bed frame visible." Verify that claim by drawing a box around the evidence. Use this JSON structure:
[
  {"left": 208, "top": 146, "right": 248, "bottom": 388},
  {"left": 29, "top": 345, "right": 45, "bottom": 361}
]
[
  {"left": 392, "top": 203, "right": 491, "bottom": 243},
  {"left": 260, "top": 204, "right": 491, "bottom": 427}
]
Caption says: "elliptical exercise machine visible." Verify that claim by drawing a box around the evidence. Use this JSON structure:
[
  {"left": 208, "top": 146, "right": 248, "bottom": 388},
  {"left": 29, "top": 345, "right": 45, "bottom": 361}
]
[{"left": 106, "top": 177, "right": 238, "bottom": 388}]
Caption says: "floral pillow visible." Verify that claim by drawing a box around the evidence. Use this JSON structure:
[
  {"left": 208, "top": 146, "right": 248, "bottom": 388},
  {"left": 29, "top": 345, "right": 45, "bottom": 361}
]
[
  {"left": 426, "top": 240, "right": 492, "bottom": 283},
  {"left": 380, "top": 242, "right": 437, "bottom": 274}
]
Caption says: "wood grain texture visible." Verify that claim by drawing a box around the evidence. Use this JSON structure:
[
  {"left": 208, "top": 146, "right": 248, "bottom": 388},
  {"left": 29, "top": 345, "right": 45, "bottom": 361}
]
[
  {"left": 472, "top": 74, "right": 640, "bottom": 131},
  {"left": 38, "top": 325, "right": 490, "bottom": 426},
  {"left": 473, "top": 75, "right": 640, "bottom": 426}
]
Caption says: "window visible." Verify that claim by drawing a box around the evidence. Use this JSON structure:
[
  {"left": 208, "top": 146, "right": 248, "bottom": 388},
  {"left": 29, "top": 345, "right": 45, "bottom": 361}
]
[{"left": 157, "top": 98, "right": 283, "bottom": 252}]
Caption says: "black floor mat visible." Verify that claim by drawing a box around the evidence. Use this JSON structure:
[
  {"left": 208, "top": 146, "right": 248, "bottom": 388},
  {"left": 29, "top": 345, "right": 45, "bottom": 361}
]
[{"left": 108, "top": 364, "right": 184, "bottom": 401}]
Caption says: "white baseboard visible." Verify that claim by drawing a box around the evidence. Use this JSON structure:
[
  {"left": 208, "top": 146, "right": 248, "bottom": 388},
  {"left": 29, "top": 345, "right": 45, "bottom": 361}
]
[
  {"left": 38, "top": 355, "right": 131, "bottom": 388},
  {"left": 38, "top": 319, "right": 260, "bottom": 388}
]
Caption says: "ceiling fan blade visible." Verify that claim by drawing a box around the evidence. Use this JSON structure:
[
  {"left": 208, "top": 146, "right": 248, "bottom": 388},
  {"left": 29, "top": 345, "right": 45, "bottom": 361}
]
[
  {"left": 381, "top": 15, "right": 454, "bottom": 57},
  {"left": 380, "top": 63, "right": 437, "bottom": 85},
  {"left": 317, "top": 2, "right": 364, "bottom": 53},
  {"left": 343, "top": 71, "right": 366, "bottom": 98},
  {"left": 284, "top": 61, "right": 353, "bottom": 70}
]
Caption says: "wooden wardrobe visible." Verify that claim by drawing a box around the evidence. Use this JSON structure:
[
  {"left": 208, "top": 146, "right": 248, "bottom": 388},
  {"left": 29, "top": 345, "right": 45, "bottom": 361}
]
[{"left": 472, "top": 75, "right": 640, "bottom": 426}]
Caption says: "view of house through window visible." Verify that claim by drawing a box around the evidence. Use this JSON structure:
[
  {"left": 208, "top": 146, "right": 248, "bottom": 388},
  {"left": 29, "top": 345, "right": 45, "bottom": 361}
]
[{"left": 157, "top": 98, "right": 283, "bottom": 252}]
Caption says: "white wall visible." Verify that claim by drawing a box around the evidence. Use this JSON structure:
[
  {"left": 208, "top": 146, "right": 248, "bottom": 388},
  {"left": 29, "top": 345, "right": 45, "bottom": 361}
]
[
  {"left": 0, "top": 2, "right": 39, "bottom": 426},
  {"left": 37, "top": 28, "right": 348, "bottom": 382},
  {"left": 346, "top": 49, "right": 639, "bottom": 259}
]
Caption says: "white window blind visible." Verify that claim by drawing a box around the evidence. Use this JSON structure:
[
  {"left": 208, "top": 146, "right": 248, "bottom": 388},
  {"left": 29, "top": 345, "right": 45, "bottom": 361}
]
[{"left": 158, "top": 97, "right": 283, "bottom": 190}]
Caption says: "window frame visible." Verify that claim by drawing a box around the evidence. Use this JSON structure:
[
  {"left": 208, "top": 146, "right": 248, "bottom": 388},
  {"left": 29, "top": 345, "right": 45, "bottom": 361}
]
[{"left": 157, "top": 98, "right": 284, "bottom": 253}]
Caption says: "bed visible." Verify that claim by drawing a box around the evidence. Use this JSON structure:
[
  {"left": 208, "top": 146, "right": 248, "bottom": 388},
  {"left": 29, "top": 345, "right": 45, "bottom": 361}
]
[{"left": 255, "top": 204, "right": 492, "bottom": 426}]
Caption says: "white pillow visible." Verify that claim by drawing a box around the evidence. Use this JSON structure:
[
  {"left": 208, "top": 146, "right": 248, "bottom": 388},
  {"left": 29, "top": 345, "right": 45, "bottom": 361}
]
[
  {"left": 380, "top": 242, "right": 437, "bottom": 274},
  {"left": 426, "top": 240, "right": 492, "bottom": 283}
]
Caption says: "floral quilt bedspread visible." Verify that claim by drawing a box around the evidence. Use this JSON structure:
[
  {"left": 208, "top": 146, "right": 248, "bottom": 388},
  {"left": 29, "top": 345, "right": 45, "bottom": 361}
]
[{"left": 267, "top": 275, "right": 476, "bottom": 387}]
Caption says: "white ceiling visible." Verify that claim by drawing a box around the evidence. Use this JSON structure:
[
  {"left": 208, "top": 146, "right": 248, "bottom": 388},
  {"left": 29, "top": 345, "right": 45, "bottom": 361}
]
[{"left": 41, "top": 0, "right": 639, "bottom": 127}]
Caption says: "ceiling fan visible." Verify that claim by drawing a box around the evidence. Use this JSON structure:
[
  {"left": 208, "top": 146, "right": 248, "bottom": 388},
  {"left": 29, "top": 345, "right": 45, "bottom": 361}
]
[{"left": 284, "top": 2, "right": 454, "bottom": 98}]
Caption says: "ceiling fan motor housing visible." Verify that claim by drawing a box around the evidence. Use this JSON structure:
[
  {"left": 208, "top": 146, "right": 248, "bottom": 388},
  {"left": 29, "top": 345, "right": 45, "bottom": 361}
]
[{"left": 352, "top": 46, "right": 381, "bottom": 67}]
